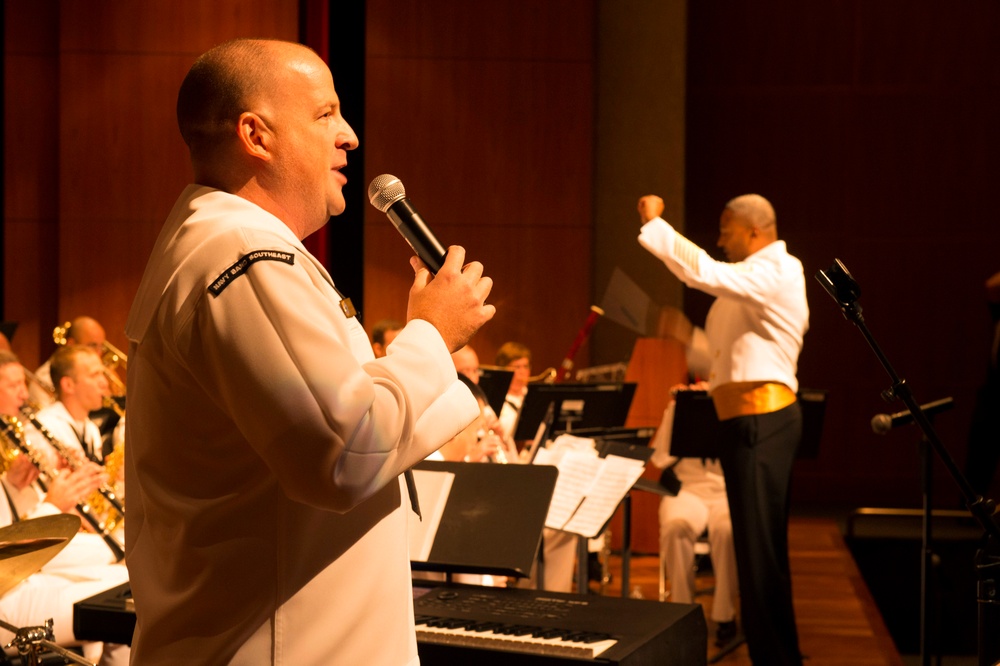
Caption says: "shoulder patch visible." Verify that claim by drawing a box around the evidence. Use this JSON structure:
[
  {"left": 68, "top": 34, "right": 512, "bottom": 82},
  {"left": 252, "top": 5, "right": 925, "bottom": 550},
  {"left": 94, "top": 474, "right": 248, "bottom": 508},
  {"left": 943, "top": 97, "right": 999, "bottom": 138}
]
[{"left": 209, "top": 250, "right": 295, "bottom": 297}]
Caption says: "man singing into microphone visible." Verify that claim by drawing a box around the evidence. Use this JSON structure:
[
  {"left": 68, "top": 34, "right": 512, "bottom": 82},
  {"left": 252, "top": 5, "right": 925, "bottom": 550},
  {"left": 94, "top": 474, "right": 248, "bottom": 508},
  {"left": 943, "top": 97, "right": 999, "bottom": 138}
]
[
  {"left": 635, "top": 194, "right": 809, "bottom": 665},
  {"left": 125, "top": 39, "right": 495, "bottom": 665}
]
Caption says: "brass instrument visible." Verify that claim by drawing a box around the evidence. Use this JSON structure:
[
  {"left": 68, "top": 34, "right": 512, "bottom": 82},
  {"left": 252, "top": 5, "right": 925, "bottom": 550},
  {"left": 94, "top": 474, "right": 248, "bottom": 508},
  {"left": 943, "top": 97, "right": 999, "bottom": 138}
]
[
  {"left": 574, "top": 362, "right": 628, "bottom": 383},
  {"left": 479, "top": 364, "right": 557, "bottom": 384},
  {"left": 0, "top": 414, "right": 125, "bottom": 562},
  {"left": 100, "top": 339, "right": 127, "bottom": 371},
  {"left": 52, "top": 322, "right": 127, "bottom": 397},
  {"left": 529, "top": 367, "right": 557, "bottom": 384}
]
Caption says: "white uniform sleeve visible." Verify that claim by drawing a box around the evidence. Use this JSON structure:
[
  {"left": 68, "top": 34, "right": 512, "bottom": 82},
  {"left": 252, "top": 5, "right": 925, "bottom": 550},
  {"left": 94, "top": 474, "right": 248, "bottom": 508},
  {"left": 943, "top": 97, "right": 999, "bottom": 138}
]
[
  {"left": 188, "top": 245, "right": 477, "bottom": 511},
  {"left": 638, "top": 217, "right": 783, "bottom": 310}
]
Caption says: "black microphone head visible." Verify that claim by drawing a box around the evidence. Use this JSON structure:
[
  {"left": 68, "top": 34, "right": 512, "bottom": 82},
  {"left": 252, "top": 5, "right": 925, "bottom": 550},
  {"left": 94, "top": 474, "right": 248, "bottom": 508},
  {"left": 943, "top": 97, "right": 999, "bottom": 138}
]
[
  {"left": 871, "top": 413, "right": 891, "bottom": 435},
  {"left": 368, "top": 174, "right": 406, "bottom": 212}
]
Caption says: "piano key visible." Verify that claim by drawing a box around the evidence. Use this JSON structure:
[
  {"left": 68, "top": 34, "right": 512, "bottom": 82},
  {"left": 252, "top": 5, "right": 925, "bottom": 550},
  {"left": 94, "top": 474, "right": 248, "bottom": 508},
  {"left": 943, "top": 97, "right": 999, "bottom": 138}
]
[{"left": 416, "top": 620, "right": 618, "bottom": 659}]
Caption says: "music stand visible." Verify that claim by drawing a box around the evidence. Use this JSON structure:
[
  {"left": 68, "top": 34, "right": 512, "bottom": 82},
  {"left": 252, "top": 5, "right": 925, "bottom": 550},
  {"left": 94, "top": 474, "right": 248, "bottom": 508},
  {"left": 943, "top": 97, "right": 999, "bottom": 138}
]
[
  {"left": 411, "top": 460, "right": 558, "bottom": 578},
  {"left": 588, "top": 436, "right": 657, "bottom": 598},
  {"left": 670, "top": 389, "right": 827, "bottom": 460},
  {"left": 477, "top": 368, "right": 513, "bottom": 417},
  {"left": 512, "top": 383, "right": 638, "bottom": 442}
]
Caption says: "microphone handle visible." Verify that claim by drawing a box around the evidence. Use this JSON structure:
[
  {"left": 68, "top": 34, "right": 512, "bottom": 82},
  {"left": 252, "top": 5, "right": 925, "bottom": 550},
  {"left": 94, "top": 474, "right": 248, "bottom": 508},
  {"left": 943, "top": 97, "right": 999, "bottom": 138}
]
[{"left": 386, "top": 199, "right": 447, "bottom": 274}]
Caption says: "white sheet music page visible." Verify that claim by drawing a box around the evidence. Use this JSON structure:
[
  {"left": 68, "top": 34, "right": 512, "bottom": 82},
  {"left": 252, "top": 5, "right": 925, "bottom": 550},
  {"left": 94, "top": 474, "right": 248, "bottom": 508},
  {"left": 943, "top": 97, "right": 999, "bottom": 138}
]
[
  {"left": 407, "top": 469, "right": 455, "bottom": 561},
  {"left": 562, "top": 454, "right": 645, "bottom": 537},
  {"left": 534, "top": 434, "right": 646, "bottom": 537},
  {"left": 535, "top": 446, "right": 602, "bottom": 531}
]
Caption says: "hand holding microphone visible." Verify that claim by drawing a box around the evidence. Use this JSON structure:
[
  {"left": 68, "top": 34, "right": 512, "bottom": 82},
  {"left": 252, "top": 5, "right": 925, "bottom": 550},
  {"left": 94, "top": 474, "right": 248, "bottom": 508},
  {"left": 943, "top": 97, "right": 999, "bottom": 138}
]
[{"left": 368, "top": 174, "right": 495, "bottom": 351}]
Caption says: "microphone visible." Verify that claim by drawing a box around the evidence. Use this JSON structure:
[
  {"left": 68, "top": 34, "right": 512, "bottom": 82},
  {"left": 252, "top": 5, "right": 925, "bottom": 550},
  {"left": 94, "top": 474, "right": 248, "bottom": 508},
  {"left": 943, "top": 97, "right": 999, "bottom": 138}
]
[
  {"left": 368, "top": 174, "right": 447, "bottom": 274},
  {"left": 870, "top": 397, "right": 954, "bottom": 435}
]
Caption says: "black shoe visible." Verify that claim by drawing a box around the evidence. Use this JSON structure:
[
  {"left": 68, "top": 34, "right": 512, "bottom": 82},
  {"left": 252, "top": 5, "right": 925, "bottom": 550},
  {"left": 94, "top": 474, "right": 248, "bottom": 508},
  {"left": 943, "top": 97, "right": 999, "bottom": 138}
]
[{"left": 714, "top": 620, "right": 737, "bottom": 647}]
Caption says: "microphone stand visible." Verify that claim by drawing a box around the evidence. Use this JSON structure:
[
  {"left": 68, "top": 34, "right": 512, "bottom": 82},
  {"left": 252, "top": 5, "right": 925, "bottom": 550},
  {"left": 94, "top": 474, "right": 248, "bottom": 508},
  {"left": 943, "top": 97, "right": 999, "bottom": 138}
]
[
  {"left": 816, "top": 259, "right": 1000, "bottom": 666},
  {"left": 876, "top": 398, "right": 954, "bottom": 664}
]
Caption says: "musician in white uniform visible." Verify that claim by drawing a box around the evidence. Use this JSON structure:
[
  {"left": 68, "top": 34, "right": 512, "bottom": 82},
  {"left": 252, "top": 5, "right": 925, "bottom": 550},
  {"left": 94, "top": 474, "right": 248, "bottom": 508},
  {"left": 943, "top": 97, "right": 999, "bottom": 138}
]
[
  {"left": 29, "top": 316, "right": 108, "bottom": 411},
  {"left": 637, "top": 194, "right": 808, "bottom": 665},
  {"left": 125, "top": 39, "right": 494, "bottom": 666},
  {"left": 32, "top": 345, "right": 109, "bottom": 465},
  {"left": 650, "top": 396, "right": 738, "bottom": 645},
  {"left": 0, "top": 350, "right": 128, "bottom": 665}
]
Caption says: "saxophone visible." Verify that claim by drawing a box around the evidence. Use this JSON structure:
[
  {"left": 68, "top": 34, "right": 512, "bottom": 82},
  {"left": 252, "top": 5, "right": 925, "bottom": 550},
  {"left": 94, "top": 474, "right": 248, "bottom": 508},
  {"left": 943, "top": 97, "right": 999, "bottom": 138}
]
[{"left": 0, "top": 414, "right": 125, "bottom": 561}]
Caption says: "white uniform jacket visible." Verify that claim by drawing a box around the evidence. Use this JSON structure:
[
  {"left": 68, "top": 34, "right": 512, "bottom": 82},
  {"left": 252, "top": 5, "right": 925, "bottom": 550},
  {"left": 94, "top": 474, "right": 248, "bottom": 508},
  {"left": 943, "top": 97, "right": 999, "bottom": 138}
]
[
  {"left": 33, "top": 401, "right": 102, "bottom": 462},
  {"left": 124, "top": 186, "right": 479, "bottom": 665},
  {"left": 638, "top": 217, "right": 809, "bottom": 393}
]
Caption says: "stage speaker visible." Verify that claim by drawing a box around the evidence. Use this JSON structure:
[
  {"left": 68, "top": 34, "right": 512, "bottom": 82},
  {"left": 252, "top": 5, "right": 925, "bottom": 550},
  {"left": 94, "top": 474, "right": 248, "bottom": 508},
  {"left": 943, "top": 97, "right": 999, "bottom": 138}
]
[{"left": 843, "top": 508, "right": 982, "bottom": 656}]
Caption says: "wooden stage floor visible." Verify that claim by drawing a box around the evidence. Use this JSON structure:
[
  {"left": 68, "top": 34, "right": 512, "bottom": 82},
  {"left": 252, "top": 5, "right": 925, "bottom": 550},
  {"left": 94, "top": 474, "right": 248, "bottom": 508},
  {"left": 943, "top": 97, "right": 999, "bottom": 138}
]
[{"left": 598, "top": 516, "right": 905, "bottom": 665}]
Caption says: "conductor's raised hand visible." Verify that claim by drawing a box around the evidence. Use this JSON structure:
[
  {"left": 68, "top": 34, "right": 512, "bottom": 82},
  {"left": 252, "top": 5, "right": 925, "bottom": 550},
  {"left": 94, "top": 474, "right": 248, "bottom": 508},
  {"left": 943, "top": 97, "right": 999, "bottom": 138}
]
[
  {"left": 637, "top": 195, "right": 665, "bottom": 224},
  {"left": 407, "top": 245, "right": 495, "bottom": 352}
]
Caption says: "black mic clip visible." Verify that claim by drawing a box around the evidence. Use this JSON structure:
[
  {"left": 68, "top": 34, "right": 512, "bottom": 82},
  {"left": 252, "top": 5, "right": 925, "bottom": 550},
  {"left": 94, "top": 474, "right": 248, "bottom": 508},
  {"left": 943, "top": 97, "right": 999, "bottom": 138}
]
[{"left": 815, "top": 259, "right": 863, "bottom": 324}]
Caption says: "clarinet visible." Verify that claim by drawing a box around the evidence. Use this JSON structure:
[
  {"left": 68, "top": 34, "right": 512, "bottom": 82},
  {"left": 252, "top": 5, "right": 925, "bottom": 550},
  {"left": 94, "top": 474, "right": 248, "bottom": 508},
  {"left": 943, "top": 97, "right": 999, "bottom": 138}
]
[
  {"left": 555, "top": 305, "right": 605, "bottom": 382},
  {"left": 0, "top": 415, "right": 125, "bottom": 562},
  {"left": 20, "top": 408, "right": 126, "bottom": 519}
]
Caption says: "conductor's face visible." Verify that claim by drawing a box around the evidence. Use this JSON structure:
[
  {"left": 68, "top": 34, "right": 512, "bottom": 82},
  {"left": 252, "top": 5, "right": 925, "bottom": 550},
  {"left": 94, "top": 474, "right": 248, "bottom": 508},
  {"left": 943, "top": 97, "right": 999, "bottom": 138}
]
[
  {"left": 267, "top": 48, "right": 359, "bottom": 230},
  {"left": 717, "top": 209, "right": 755, "bottom": 263}
]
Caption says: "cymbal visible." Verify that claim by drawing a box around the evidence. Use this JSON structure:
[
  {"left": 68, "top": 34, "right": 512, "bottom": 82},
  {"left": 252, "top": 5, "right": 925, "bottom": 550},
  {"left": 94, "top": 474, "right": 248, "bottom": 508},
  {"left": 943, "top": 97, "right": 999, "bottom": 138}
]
[{"left": 0, "top": 514, "right": 81, "bottom": 597}]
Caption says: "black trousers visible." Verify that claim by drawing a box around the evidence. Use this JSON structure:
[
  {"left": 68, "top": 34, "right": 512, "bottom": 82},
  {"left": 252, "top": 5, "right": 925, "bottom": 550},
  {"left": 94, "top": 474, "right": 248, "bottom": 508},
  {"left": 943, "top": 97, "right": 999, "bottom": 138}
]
[{"left": 718, "top": 401, "right": 803, "bottom": 666}]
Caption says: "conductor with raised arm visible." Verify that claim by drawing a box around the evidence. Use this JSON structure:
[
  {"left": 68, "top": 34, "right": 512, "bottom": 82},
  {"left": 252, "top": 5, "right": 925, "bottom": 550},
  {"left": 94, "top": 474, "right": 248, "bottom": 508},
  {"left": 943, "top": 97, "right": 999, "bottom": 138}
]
[
  {"left": 125, "top": 39, "right": 494, "bottom": 665},
  {"left": 636, "top": 194, "right": 808, "bottom": 665}
]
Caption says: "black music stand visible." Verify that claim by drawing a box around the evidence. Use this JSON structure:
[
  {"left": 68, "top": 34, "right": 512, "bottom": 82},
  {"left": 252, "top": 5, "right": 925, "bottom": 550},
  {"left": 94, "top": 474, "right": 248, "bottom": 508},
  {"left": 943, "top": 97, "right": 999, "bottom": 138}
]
[
  {"left": 477, "top": 368, "right": 513, "bottom": 418},
  {"left": 565, "top": 435, "right": 659, "bottom": 598},
  {"left": 513, "top": 382, "right": 638, "bottom": 442},
  {"left": 411, "top": 460, "right": 557, "bottom": 578},
  {"left": 669, "top": 389, "right": 828, "bottom": 460}
]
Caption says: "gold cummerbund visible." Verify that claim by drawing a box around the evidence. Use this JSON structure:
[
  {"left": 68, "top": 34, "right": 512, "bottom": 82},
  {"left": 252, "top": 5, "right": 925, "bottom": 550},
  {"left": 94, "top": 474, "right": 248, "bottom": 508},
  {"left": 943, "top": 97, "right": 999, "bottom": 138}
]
[{"left": 710, "top": 381, "right": 797, "bottom": 421}]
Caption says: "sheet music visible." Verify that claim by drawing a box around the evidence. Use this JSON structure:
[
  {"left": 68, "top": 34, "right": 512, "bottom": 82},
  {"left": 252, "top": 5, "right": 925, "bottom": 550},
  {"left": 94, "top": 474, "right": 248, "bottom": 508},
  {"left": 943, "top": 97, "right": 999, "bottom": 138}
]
[
  {"left": 535, "top": 448, "right": 601, "bottom": 530},
  {"left": 407, "top": 469, "right": 455, "bottom": 561},
  {"left": 536, "top": 443, "right": 646, "bottom": 538},
  {"left": 562, "top": 455, "right": 645, "bottom": 537}
]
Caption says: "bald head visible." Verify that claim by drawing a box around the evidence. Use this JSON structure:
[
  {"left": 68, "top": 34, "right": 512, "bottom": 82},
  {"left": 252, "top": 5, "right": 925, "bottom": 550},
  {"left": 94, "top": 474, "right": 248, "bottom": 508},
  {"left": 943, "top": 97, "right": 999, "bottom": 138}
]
[
  {"left": 717, "top": 194, "right": 779, "bottom": 262},
  {"left": 175, "top": 38, "right": 358, "bottom": 238},
  {"left": 178, "top": 39, "right": 304, "bottom": 162},
  {"left": 66, "top": 316, "right": 106, "bottom": 353},
  {"left": 724, "top": 194, "right": 777, "bottom": 239},
  {"left": 451, "top": 345, "right": 480, "bottom": 384}
]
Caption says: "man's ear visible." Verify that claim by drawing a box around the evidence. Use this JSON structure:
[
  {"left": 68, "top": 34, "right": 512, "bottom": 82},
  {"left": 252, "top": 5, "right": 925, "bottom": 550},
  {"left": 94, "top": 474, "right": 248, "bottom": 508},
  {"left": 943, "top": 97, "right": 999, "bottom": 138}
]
[
  {"left": 236, "top": 112, "right": 273, "bottom": 161},
  {"left": 58, "top": 374, "right": 74, "bottom": 398}
]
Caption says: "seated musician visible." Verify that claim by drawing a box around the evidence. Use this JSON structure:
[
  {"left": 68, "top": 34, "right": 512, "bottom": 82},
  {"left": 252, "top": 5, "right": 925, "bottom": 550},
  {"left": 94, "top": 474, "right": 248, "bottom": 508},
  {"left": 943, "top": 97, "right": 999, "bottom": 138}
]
[
  {"left": 427, "top": 374, "right": 504, "bottom": 464},
  {"left": 650, "top": 384, "right": 739, "bottom": 647},
  {"left": 0, "top": 350, "right": 129, "bottom": 665},
  {"left": 33, "top": 345, "right": 111, "bottom": 464},
  {"left": 495, "top": 341, "right": 531, "bottom": 440},
  {"left": 451, "top": 345, "right": 517, "bottom": 463},
  {"left": 369, "top": 318, "right": 404, "bottom": 359},
  {"left": 30, "top": 316, "right": 110, "bottom": 411},
  {"left": 490, "top": 342, "right": 579, "bottom": 592}
]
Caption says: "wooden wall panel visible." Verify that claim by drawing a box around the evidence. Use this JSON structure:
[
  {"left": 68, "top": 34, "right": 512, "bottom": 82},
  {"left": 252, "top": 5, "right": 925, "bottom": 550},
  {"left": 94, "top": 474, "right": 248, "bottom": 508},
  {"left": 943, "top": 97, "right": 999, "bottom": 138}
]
[
  {"left": 686, "top": 0, "right": 1000, "bottom": 508},
  {"left": 3, "top": 0, "right": 299, "bottom": 367},
  {"left": 363, "top": 0, "right": 596, "bottom": 371},
  {"left": 3, "top": 8, "right": 58, "bottom": 367}
]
